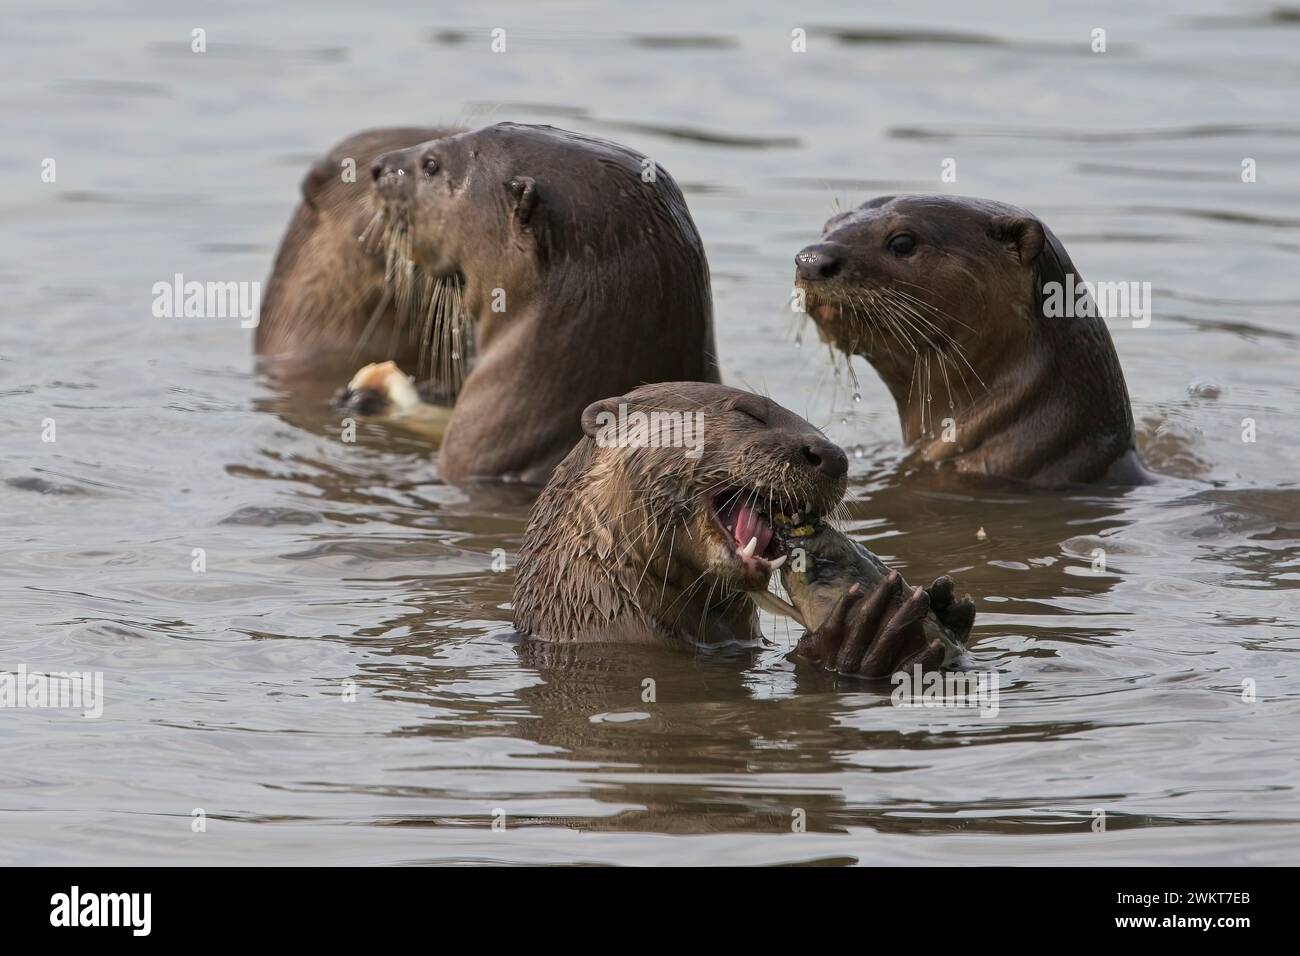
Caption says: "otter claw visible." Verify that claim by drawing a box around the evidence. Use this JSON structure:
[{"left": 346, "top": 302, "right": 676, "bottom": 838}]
[
  {"left": 924, "top": 576, "right": 974, "bottom": 645},
  {"left": 926, "top": 575, "right": 955, "bottom": 614},
  {"left": 942, "top": 597, "right": 976, "bottom": 643}
]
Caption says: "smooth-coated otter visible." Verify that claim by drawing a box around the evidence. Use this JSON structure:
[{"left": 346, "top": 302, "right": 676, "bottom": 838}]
[
  {"left": 794, "top": 194, "right": 1147, "bottom": 486},
  {"left": 512, "top": 382, "right": 974, "bottom": 676},
  {"left": 257, "top": 126, "right": 458, "bottom": 366},
  {"left": 333, "top": 122, "right": 718, "bottom": 483}
]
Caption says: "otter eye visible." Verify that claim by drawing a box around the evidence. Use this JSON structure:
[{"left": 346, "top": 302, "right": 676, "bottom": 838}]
[
  {"left": 887, "top": 234, "right": 916, "bottom": 257},
  {"left": 421, "top": 156, "right": 441, "bottom": 177}
]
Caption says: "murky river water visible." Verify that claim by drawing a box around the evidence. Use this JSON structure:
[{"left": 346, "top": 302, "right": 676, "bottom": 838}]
[{"left": 4, "top": 1, "right": 1299, "bottom": 864}]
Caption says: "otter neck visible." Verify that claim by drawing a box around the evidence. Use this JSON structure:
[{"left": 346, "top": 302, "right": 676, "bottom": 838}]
[
  {"left": 590, "top": 470, "right": 759, "bottom": 642},
  {"left": 881, "top": 317, "right": 1137, "bottom": 483},
  {"left": 598, "top": 478, "right": 759, "bottom": 642},
  {"left": 438, "top": 284, "right": 575, "bottom": 483},
  {"left": 635, "top": 550, "right": 758, "bottom": 644},
  {"left": 900, "top": 341, "right": 1048, "bottom": 446},
  {"left": 441, "top": 262, "right": 716, "bottom": 484},
  {"left": 515, "top": 460, "right": 760, "bottom": 644},
  {"left": 873, "top": 333, "right": 1030, "bottom": 447},
  {"left": 461, "top": 259, "right": 541, "bottom": 341}
]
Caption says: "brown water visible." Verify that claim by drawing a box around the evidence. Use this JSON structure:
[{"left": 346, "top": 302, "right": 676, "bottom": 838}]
[{"left": 4, "top": 1, "right": 1299, "bottom": 865}]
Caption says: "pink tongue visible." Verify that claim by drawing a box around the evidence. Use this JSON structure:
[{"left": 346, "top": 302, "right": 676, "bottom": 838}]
[{"left": 734, "top": 504, "right": 773, "bottom": 557}]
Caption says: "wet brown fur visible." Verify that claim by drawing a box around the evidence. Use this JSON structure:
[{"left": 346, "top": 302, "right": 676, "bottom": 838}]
[
  {"left": 513, "top": 382, "right": 846, "bottom": 644},
  {"left": 256, "top": 126, "right": 458, "bottom": 365},
  {"left": 264, "top": 122, "right": 720, "bottom": 485},
  {"left": 797, "top": 194, "right": 1146, "bottom": 486}
]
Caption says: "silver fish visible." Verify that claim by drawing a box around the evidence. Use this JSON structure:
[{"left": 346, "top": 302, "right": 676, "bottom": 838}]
[{"left": 751, "top": 522, "right": 969, "bottom": 663}]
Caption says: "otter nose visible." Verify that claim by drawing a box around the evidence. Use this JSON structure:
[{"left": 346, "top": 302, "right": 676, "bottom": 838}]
[
  {"left": 371, "top": 151, "right": 412, "bottom": 195},
  {"left": 801, "top": 439, "right": 848, "bottom": 480},
  {"left": 795, "top": 244, "right": 843, "bottom": 281}
]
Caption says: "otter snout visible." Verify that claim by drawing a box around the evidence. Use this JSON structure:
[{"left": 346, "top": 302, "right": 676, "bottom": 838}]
[
  {"left": 801, "top": 438, "right": 848, "bottom": 480},
  {"left": 371, "top": 149, "right": 415, "bottom": 198},
  {"left": 795, "top": 242, "right": 847, "bottom": 281}
]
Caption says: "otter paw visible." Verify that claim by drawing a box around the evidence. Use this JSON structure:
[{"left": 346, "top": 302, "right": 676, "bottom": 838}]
[
  {"left": 923, "top": 574, "right": 976, "bottom": 646},
  {"left": 793, "top": 571, "right": 944, "bottom": 679}
]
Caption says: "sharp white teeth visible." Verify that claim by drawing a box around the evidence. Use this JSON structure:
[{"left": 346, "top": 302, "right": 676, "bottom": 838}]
[
  {"left": 791, "top": 513, "right": 802, "bottom": 524},
  {"left": 767, "top": 554, "right": 787, "bottom": 571},
  {"left": 741, "top": 536, "right": 758, "bottom": 558}
]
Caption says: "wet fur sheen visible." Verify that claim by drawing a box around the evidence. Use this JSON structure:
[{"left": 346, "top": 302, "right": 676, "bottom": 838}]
[
  {"left": 261, "top": 122, "right": 719, "bottom": 485},
  {"left": 257, "top": 126, "right": 458, "bottom": 366},
  {"left": 513, "top": 382, "right": 846, "bottom": 644},
  {"left": 797, "top": 194, "right": 1145, "bottom": 486}
]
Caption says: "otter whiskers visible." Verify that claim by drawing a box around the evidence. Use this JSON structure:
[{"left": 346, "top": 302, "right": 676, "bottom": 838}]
[
  {"left": 823, "top": 285, "right": 984, "bottom": 441},
  {"left": 360, "top": 203, "right": 472, "bottom": 397}
]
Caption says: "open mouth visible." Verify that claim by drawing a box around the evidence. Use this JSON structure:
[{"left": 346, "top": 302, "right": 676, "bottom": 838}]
[
  {"left": 710, "top": 488, "right": 783, "bottom": 574},
  {"left": 709, "top": 487, "right": 829, "bottom": 626},
  {"left": 709, "top": 488, "right": 825, "bottom": 577}
]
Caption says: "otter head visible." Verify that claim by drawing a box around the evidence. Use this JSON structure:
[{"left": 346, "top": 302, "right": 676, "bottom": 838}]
[
  {"left": 580, "top": 383, "right": 848, "bottom": 595},
  {"left": 368, "top": 123, "right": 560, "bottom": 392},
  {"left": 514, "top": 383, "right": 848, "bottom": 643},
  {"left": 370, "top": 122, "right": 676, "bottom": 317},
  {"left": 370, "top": 125, "right": 539, "bottom": 287},
  {"left": 368, "top": 122, "right": 713, "bottom": 403},
  {"left": 793, "top": 195, "right": 1068, "bottom": 439}
]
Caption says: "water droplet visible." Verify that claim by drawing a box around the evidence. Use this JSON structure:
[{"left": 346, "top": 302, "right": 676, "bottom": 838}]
[
  {"left": 840, "top": 417, "right": 848, "bottom": 426},
  {"left": 853, "top": 445, "right": 865, "bottom": 459},
  {"left": 794, "top": 334, "right": 803, "bottom": 349},
  {"left": 852, "top": 392, "right": 862, "bottom": 403}
]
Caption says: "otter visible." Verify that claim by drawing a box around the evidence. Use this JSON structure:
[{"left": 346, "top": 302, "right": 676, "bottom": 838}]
[
  {"left": 794, "top": 194, "right": 1148, "bottom": 486},
  {"left": 267, "top": 122, "right": 719, "bottom": 484},
  {"left": 512, "top": 382, "right": 974, "bottom": 677},
  {"left": 257, "top": 125, "right": 459, "bottom": 366}
]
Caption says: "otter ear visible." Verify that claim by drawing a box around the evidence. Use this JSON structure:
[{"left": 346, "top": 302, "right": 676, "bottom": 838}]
[
  {"left": 581, "top": 395, "right": 622, "bottom": 439},
  {"left": 506, "top": 176, "right": 538, "bottom": 228},
  {"left": 987, "top": 216, "right": 1045, "bottom": 265},
  {"left": 300, "top": 154, "right": 339, "bottom": 211}
]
